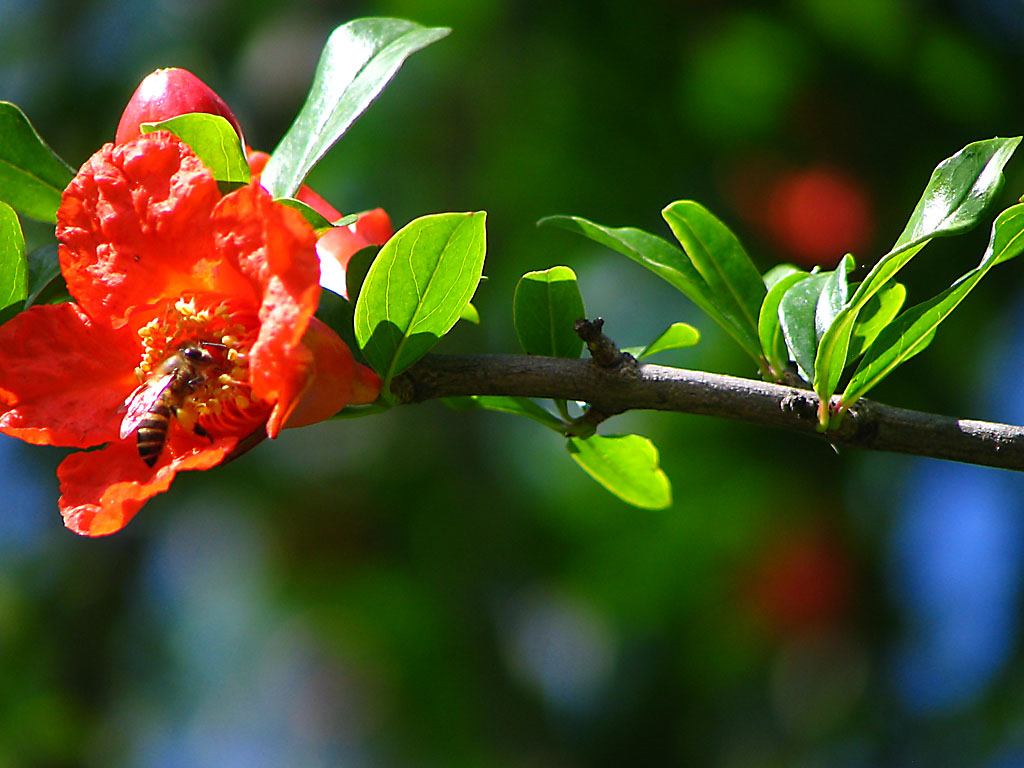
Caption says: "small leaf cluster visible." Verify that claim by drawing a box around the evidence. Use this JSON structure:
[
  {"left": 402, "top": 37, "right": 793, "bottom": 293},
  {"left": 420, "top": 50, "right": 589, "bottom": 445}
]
[
  {"left": 545, "top": 137, "right": 1024, "bottom": 429},
  {"left": 0, "top": 102, "right": 75, "bottom": 324},
  {"left": 455, "top": 266, "right": 697, "bottom": 510}
]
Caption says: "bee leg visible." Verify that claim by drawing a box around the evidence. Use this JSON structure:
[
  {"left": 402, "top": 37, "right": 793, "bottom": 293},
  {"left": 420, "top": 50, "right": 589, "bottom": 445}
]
[{"left": 173, "top": 407, "right": 212, "bottom": 443}]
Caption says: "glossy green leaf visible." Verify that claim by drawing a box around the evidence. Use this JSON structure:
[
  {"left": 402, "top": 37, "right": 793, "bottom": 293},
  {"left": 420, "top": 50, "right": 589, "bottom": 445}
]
[
  {"left": 142, "top": 113, "right": 250, "bottom": 184},
  {"left": 261, "top": 18, "right": 450, "bottom": 199},
  {"left": 539, "top": 215, "right": 764, "bottom": 364},
  {"left": 808, "top": 255, "right": 855, "bottom": 392},
  {"left": 513, "top": 266, "right": 585, "bottom": 358},
  {"left": 354, "top": 211, "right": 486, "bottom": 385},
  {"left": 567, "top": 434, "right": 672, "bottom": 510},
  {"left": 779, "top": 273, "right": 830, "bottom": 381},
  {"left": 814, "top": 254, "right": 854, "bottom": 340},
  {"left": 811, "top": 242, "right": 927, "bottom": 416},
  {"left": 470, "top": 396, "right": 565, "bottom": 431},
  {"left": 661, "top": 200, "right": 766, "bottom": 340},
  {"left": 632, "top": 322, "right": 700, "bottom": 359},
  {"left": 893, "top": 136, "right": 1021, "bottom": 250},
  {"left": 0, "top": 102, "right": 75, "bottom": 223},
  {"left": 814, "top": 137, "right": 1019, "bottom": 417},
  {"left": 758, "top": 267, "right": 807, "bottom": 378},
  {"left": 0, "top": 201, "right": 26, "bottom": 313},
  {"left": 842, "top": 203, "right": 1024, "bottom": 407},
  {"left": 846, "top": 281, "right": 906, "bottom": 361}
]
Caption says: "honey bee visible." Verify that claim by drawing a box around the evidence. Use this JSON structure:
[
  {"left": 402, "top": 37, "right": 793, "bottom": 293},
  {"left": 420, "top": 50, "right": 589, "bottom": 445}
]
[{"left": 120, "top": 341, "right": 224, "bottom": 466}]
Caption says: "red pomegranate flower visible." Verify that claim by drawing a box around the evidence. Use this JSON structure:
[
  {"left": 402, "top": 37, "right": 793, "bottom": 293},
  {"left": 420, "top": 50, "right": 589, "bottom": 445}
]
[{"left": 0, "top": 131, "right": 380, "bottom": 536}]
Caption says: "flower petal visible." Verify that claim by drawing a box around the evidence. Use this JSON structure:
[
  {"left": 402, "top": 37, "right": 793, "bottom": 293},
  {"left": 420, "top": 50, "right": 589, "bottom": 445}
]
[
  {"left": 351, "top": 207, "right": 393, "bottom": 246},
  {"left": 57, "top": 132, "right": 239, "bottom": 324},
  {"left": 58, "top": 432, "right": 235, "bottom": 536},
  {"left": 266, "top": 341, "right": 314, "bottom": 438},
  {"left": 277, "top": 317, "right": 358, "bottom": 432},
  {"left": 0, "top": 303, "right": 139, "bottom": 447},
  {"left": 352, "top": 362, "right": 383, "bottom": 405},
  {"left": 212, "top": 182, "right": 320, "bottom": 411}
]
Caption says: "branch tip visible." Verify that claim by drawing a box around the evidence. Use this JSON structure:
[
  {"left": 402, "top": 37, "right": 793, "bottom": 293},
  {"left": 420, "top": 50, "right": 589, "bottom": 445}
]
[{"left": 574, "top": 317, "right": 625, "bottom": 368}]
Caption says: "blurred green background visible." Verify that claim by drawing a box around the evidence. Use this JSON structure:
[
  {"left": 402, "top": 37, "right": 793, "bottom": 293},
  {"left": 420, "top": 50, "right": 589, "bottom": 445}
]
[{"left": 5, "top": 0, "right": 1024, "bottom": 765}]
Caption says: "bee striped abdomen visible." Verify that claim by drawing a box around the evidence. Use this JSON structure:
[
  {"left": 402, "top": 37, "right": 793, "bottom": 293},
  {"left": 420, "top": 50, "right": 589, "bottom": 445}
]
[{"left": 136, "top": 402, "right": 173, "bottom": 467}]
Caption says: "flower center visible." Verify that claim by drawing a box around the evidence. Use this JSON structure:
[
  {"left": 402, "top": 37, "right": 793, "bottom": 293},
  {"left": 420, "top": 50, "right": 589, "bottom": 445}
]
[{"left": 133, "top": 295, "right": 262, "bottom": 429}]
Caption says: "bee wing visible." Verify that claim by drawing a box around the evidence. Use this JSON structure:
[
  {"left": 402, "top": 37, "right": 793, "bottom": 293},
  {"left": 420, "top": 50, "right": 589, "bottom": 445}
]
[{"left": 119, "top": 374, "right": 174, "bottom": 440}]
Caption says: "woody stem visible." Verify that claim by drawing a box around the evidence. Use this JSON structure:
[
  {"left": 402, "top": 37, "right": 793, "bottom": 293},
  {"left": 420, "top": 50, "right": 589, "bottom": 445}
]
[{"left": 393, "top": 353, "right": 1024, "bottom": 472}]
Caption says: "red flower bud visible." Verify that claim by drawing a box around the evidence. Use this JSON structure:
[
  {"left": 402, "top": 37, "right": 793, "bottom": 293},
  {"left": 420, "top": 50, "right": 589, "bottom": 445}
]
[{"left": 115, "top": 68, "right": 244, "bottom": 145}]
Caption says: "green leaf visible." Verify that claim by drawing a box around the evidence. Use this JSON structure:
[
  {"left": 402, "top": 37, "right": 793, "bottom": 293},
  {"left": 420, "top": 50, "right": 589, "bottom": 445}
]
[
  {"left": 567, "top": 434, "right": 672, "bottom": 510},
  {"left": 0, "top": 102, "right": 75, "bottom": 223},
  {"left": 814, "top": 254, "right": 854, "bottom": 341},
  {"left": 261, "top": 18, "right": 450, "bottom": 199},
  {"left": 846, "top": 281, "right": 906, "bottom": 361},
  {"left": 276, "top": 197, "right": 333, "bottom": 231},
  {"left": 24, "top": 244, "right": 61, "bottom": 308},
  {"left": 142, "top": 113, "right": 250, "bottom": 184},
  {"left": 661, "top": 200, "right": 766, "bottom": 341},
  {"left": 354, "top": 211, "right": 486, "bottom": 386},
  {"left": 808, "top": 255, "right": 855, "bottom": 391},
  {"left": 778, "top": 273, "right": 830, "bottom": 381},
  {"left": 343, "top": 245, "right": 380, "bottom": 302},
  {"left": 893, "top": 136, "right": 1021, "bottom": 250},
  {"left": 632, "top": 322, "right": 700, "bottom": 359},
  {"left": 0, "top": 201, "right": 26, "bottom": 315},
  {"left": 758, "top": 267, "right": 807, "bottom": 377},
  {"left": 842, "top": 203, "right": 1024, "bottom": 407},
  {"left": 763, "top": 263, "right": 803, "bottom": 290},
  {"left": 470, "top": 396, "right": 565, "bottom": 431},
  {"left": 539, "top": 214, "right": 764, "bottom": 364},
  {"left": 513, "top": 266, "right": 585, "bottom": 358},
  {"left": 330, "top": 402, "right": 392, "bottom": 420},
  {"left": 814, "top": 137, "right": 1020, "bottom": 419},
  {"left": 460, "top": 301, "right": 480, "bottom": 325},
  {"left": 315, "top": 287, "right": 358, "bottom": 353}
]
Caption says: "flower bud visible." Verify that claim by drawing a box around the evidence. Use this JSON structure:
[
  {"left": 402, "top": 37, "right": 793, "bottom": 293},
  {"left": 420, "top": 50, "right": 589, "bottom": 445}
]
[{"left": 115, "top": 68, "right": 244, "bottom": 145}]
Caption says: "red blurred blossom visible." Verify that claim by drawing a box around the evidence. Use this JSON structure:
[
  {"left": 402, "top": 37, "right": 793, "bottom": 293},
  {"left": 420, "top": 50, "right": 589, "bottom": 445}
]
[
  {"left": 0, "top": 132, "right": 379, "bottom": 536},
  {"left": 727, "top": 158, "right": 873, "bottom": 269},
  {"left": 743, "top": 527, "right": 853, "bottom": 636},
  {"left": 766, "top": 167, "right": 873, "bottom": 269}
]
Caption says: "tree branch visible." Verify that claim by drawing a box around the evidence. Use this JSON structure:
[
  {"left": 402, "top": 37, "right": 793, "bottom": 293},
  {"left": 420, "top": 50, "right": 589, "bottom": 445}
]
[{"left": 395, "top": 353, "right": 1024, "bottom": 471}]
